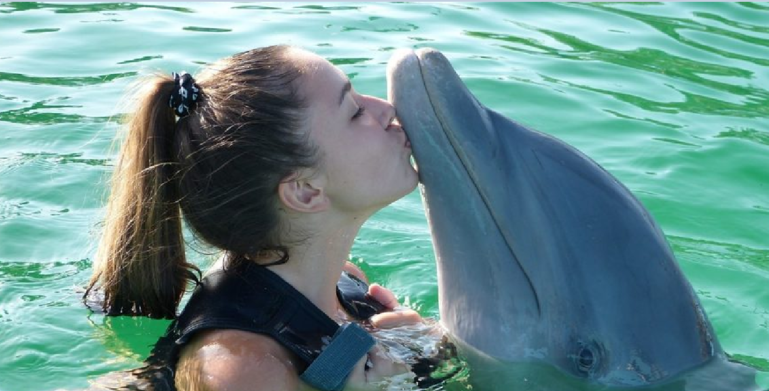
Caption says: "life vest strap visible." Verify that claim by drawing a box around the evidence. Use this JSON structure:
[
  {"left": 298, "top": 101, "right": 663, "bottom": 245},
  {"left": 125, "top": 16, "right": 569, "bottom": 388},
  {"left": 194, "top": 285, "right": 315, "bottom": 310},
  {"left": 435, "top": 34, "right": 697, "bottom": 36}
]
[{"left": 299, "top": 322, "right": 376, "bottom": 391}]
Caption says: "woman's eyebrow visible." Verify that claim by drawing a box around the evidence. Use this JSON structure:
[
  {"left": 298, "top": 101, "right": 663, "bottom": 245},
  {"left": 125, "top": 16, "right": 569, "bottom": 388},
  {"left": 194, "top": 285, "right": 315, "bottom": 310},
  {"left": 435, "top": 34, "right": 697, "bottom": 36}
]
[{"left": 339, "top": 80, "right": 351, "bottom": 106}]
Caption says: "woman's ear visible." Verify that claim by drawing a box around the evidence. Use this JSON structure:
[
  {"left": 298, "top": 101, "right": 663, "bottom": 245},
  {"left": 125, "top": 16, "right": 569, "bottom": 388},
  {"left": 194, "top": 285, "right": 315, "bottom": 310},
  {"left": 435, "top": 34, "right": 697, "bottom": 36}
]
[{"left": 278, "top": 175, "right": 329, "bottom": 213}]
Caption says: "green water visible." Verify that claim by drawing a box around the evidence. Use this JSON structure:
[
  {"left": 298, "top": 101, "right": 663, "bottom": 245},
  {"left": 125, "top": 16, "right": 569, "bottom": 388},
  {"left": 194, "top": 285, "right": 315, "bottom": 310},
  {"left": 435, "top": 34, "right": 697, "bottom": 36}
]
[{"left": 0, "top": 2, "right": 767, "bottom": 390}]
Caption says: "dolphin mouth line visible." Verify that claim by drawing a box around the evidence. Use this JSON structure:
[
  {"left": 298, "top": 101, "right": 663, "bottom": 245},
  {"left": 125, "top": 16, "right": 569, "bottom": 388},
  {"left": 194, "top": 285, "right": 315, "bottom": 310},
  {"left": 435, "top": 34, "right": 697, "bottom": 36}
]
[{"left": 412, "top": 54, "right": 541, "bottom": 317}]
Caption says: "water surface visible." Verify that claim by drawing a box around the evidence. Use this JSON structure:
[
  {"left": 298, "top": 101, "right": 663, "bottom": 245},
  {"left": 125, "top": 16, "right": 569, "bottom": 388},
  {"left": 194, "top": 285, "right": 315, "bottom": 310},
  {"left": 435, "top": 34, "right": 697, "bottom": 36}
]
[{"left": 0, "top": 2, "right": 767, "bottom": 390}]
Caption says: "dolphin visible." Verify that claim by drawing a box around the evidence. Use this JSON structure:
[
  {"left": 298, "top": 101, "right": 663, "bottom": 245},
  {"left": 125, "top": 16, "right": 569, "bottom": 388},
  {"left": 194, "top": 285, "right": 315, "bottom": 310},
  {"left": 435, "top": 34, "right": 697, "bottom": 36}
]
[{"left": 386, "top": 48, "right": 758, "bottom": 390}]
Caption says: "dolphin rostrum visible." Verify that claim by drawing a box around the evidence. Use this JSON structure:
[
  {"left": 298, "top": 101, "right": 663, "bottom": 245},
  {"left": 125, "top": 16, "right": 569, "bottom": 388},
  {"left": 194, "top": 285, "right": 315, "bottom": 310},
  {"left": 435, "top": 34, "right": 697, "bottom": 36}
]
[{"left": 386, "top": 48, "right": 758, "bottom": 391}]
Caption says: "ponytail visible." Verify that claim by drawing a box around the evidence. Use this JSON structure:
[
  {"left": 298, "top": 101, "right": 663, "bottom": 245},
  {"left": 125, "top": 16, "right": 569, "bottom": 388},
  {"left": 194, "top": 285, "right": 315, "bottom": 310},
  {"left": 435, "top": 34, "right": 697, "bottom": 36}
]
[
  {"left": 86, "top": 45, "right": 317, "bottom": 318},
  {"left": 86, "top": 76, "right": 200, "bottom": 319}
]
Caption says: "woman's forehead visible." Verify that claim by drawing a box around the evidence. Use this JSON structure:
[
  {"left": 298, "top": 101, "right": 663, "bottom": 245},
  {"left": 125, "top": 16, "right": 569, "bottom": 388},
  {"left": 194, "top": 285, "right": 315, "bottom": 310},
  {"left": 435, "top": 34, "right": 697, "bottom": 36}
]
[{"left": 289, "top": 49, "right": 348, "bottom": 103}]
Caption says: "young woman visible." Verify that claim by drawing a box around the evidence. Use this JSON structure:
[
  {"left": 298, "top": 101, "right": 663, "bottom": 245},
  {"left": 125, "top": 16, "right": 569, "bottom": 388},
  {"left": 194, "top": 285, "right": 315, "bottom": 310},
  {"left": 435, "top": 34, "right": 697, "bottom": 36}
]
[{"left": 86, "top": 45, "right": 424, "bottom": 391}]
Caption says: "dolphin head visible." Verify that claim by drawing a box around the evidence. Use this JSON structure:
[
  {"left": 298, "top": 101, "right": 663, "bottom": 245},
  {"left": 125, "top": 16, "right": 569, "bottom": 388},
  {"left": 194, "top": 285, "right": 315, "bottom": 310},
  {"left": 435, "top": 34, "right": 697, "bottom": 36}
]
[{"left": 387, "top": 48, "right": 723, "bottom": 387}]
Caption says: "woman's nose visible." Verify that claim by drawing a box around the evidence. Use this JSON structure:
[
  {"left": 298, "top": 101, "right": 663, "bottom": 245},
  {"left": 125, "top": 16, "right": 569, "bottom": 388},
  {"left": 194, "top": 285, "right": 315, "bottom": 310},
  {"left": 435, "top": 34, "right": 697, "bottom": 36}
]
[{"left": 367, "top": 95, "right": 395, "bottom": 129}]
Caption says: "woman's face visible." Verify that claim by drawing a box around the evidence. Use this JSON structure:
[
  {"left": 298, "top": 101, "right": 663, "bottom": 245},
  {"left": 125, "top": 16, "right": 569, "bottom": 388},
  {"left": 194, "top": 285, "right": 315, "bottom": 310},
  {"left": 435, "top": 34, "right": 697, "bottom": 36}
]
[{"left": 291, "top": 49, "right": 418, "bottom": 215}]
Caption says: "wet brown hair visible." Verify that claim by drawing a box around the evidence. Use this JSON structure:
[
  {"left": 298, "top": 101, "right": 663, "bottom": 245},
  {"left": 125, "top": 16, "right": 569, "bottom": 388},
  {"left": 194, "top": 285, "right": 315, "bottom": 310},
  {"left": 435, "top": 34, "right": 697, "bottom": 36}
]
[{"left": 86, "top": 45, "right": 319, "bottom": 319}]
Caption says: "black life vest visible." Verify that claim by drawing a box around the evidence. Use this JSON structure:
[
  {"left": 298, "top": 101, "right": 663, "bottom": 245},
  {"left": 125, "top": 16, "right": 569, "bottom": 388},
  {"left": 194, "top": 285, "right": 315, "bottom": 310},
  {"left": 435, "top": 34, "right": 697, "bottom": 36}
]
[{"left": 130, "top": 263, "right": 381, "bottom": 391}]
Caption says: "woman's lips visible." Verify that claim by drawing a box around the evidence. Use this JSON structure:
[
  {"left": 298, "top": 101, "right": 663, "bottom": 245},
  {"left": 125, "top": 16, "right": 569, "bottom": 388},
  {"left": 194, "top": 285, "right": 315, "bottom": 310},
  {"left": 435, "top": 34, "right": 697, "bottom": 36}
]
[{"left": 387, "top": 123, "right": 411, "bottom": 148}]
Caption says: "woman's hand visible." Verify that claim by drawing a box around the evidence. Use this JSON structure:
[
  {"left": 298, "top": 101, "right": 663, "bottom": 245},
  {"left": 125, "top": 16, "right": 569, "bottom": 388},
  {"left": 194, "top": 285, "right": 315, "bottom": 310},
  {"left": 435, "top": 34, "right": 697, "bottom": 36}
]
[
  {"left": 366, "top": 284, "right": 422, "bottom": 329},
  {"left": 341, "top": 261, "right": 422, "bottom": 329},
  {"left": 337, "top": 262, "right": 423, "bottom": 390}
]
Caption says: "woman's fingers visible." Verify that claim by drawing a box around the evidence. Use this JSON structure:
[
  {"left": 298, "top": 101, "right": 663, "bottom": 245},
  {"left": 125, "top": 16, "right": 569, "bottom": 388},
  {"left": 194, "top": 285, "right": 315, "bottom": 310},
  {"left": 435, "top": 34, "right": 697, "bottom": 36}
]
[
  {"left": 367, "top": 283, "right": 423, "bottom": 328},
  {"left": 367, "top": 283, "right": 398, "bottom": 309},
  {"left": 343, "top": 261, "right": 369, "bottom": 283},
  {"left": 370, "top": 309, "right": 422, "bottom": 329}
]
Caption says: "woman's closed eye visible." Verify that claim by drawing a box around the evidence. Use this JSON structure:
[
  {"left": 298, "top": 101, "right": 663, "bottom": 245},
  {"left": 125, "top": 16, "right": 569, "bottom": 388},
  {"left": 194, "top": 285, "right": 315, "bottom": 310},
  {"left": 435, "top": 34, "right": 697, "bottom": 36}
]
[{"left": 352, "top": 106, "right": 365, "bottom": 120}]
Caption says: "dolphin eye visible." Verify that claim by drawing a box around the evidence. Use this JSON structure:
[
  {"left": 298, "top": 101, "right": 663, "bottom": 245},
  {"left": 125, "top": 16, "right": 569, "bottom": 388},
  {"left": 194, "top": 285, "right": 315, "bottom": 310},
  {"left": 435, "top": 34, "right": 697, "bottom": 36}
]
[
  {"left": 577, "top": 347, "right": 595, "bottom": 373},
  {"left": 571, "top": 341, "right": 603, "bottom": 377}
]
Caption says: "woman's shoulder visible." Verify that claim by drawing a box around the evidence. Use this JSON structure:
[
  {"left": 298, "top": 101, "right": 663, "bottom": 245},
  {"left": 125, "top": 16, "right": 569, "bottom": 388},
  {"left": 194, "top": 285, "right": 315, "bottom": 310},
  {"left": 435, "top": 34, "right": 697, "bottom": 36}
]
[{"left": 175, "top": 329, "right": 311, "bottom": 391}]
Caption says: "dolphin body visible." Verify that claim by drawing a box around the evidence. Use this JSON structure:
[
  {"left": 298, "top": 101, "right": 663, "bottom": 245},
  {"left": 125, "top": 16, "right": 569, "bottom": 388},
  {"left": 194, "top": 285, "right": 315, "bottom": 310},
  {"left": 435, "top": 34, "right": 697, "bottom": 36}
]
[{"left": 386, "top": 48, "right": 758, "bottom": 390}]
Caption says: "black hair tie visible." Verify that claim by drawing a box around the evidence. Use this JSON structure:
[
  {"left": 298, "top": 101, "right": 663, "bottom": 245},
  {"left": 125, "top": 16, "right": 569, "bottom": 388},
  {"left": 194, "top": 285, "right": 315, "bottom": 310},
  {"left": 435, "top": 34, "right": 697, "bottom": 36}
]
[{"left": 168, "top": 72, "right": 200, "bottom": 118}]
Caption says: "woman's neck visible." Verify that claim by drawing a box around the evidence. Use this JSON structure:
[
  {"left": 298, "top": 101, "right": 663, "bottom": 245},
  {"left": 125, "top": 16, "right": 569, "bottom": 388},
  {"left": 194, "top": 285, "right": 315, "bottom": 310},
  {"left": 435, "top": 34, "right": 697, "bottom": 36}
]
[{"left": 265, "top": 215, "right": 365, "bottom": 319}]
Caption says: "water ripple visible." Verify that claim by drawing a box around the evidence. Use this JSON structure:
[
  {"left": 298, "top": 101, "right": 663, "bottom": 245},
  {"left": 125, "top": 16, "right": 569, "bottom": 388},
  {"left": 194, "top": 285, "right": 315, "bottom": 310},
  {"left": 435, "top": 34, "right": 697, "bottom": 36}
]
[
  {"left": 182, "top": 26, "right": 232, "bottom": 33},
  {"left": 0, "top": 99, "right": 112, "bottom": 124},
  {"left": 116, "top": 55, "right": 163, "bottom": 65},
  {"left": 0, "top": 2, "right": 194, "bottom": 14},
  {"left": 715, "top": 127, "right": 769, "bottom": 147},
  {"left": 230, "top": 5, "right": 280, "bottom": 11},
  {"left": 465, "top": 27, "right": 765, "bottom": 101},
  {"left": 672, "top": 235, "right": 769, "bottom": 272},
  {"left": 603, "top": 109, "right": 685, "bottom": 130},
  {"left": 737, "top": 2, "right": 769, "bottom": 12},
  {"left": 538, "top": 72, "right": 767, "bottom": 118},
  {"left": 694, "top": 12, "right": 769, "bottom": 34},
  {"left": 328, "top": 57, "right": 372, "bottom": 65},
  {"left": 341, "top": 17, "right": 419, "bottom": 33},
  {"left": 0, "top": 71, "right": 137, "bottom": 87},
  {"left": 0, "top": 259, "right": 91, "bottom": 282},
  {"left": 22, "top": 27, "right": 60, "bottom": 34},
  {"left": 18, "top": 152, "right": 111, "bottom": 167},
  {"left": 295, "top": 5, "right": 361, "bottom": 12},
  {"left": 588, "top": 3, "right": 769, "bottom": 67}
]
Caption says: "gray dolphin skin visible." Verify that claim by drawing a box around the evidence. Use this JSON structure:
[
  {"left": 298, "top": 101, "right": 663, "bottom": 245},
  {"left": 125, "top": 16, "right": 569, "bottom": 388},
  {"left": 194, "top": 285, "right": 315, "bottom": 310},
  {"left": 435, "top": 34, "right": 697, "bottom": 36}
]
[{"left": 386, "top": 48, "right": 758, "bottom": 391}]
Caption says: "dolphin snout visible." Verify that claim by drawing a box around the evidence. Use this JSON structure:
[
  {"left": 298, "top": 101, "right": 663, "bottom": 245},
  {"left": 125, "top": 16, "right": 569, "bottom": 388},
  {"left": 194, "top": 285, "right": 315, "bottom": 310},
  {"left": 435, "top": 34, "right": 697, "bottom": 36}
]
[{"left": 386, "top": 48, "right": 418, "bottom": 78}]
